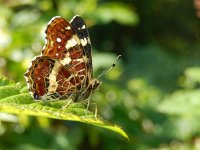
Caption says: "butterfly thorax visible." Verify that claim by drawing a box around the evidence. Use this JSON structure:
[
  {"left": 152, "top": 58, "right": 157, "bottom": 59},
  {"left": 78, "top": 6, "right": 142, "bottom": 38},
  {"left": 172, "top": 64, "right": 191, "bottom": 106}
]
[{"left": 74, "top": 78, "right": 101, "bottom": 102}]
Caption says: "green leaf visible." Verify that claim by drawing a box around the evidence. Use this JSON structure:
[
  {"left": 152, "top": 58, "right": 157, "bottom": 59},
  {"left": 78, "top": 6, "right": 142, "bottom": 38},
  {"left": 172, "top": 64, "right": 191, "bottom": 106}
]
[
  {"left": 157, "top": 90, "right": 200, "bottom": 140},
  {"left": 96, "top": 2, "right": 139, "bottom": 26},
  {"left": 181, "top": 67, "right": 200, "bottom": 88},
  {"left": 0, "top": 77, "right": 128, "bottom": 140},
  {"left": 0, "top": 77, "right": 14, "bottom": 86},
  {"left": 157, "top": 89, "right": 200, "bottom": 117}
]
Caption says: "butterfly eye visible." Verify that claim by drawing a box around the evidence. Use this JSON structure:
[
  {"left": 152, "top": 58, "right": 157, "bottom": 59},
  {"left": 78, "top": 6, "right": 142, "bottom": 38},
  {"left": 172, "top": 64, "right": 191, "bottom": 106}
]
[
  {"left": 33, "top": 93, "right": 40, "bottom": 100},
  {"left": 92, "top": 80, "right": 101, "bottom": 90}
]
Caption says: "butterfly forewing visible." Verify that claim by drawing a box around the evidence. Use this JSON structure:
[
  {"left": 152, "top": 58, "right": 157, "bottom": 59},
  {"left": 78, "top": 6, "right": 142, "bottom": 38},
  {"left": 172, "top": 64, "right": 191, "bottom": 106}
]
[
  {"left": 42, "top": 17, "right": 72, "bottom": 59},
  {"left": 70, "top": 16, "right": 93, "bottom": 81}
]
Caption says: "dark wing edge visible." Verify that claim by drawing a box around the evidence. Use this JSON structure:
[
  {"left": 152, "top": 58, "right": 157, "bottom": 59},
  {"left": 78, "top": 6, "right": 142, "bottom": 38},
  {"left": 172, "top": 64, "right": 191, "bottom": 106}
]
[{"left": 70, "top": 15, "right": 93, "bottom": 80}]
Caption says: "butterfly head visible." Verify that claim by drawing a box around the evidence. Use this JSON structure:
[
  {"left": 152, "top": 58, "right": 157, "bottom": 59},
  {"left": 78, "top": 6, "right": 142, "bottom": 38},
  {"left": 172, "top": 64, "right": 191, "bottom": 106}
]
[{"left": 91, "top": 79, "right": 101, "bottom": 90}]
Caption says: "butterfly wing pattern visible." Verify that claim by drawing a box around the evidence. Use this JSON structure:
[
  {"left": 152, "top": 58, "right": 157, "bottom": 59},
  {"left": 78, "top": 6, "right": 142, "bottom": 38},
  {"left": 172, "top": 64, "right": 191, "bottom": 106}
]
[{"left": 24, "top": 16, "right": 100, "bottom": 101}]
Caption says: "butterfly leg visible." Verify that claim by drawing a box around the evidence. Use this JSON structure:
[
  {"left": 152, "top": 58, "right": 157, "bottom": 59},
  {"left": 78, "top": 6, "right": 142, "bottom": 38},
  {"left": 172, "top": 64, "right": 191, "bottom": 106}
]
[
  {"left": 61, "top": 84, "right": 77, "bottom": 109},
  {"left": 84, "top": 97, "right": 90, "bottom": 116},
  {"left": 85, "top": 101, "right": 98, "bottom": 119},
  {"left": 82, "top": 90, "right": 99, "bottom": 119},
  {"left": 94, "top": 103, "right": 98, "bottom": 119},
  {"left": 86, "top": 90, "right": 93, "bottom": 115},
  {"left": 62, "top": 99, "right": 73, "bottom": 108},
  {"left": 62, "top": 92, "right": 77, "bottom": 108}
]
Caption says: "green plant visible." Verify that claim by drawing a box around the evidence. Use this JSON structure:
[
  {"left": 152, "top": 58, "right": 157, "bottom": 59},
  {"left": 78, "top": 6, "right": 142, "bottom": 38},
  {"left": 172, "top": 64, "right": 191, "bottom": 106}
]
[{"left": 0, "top": 77, "right": 128, "bottom": 140}]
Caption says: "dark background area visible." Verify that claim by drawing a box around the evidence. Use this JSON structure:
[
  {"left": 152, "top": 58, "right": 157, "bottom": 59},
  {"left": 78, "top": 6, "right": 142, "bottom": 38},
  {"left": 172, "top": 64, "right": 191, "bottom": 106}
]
[{"left": 1, "top": 0, "right": 200, "bottom": 149}]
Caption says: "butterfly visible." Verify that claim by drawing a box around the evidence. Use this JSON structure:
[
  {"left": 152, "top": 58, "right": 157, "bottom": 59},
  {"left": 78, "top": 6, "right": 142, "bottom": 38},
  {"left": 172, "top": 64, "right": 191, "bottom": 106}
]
[{"left": 24, "top": 16, "right": 101, "bottom": 102}]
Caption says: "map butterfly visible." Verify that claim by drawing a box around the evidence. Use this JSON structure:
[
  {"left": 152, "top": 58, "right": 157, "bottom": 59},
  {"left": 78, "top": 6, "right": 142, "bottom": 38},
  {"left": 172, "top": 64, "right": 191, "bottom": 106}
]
[{"left": 24, "top": 16, "right": 101, "bottom": 102}]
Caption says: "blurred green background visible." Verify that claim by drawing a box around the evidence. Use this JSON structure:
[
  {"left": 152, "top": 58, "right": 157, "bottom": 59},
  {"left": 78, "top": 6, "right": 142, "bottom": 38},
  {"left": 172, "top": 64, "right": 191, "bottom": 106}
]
[{"left": 1, "top": 0, "right": 200, "bottom": 149}]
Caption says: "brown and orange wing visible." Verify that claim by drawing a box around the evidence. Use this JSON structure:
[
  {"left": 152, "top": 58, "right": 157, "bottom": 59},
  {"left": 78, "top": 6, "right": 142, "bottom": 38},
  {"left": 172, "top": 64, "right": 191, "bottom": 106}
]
[
  {"left": 70, "top": 16, "right": 93, "bottom": 81},
  {"left": 24, "top": 56, "right": 80, "bottom": 100}
]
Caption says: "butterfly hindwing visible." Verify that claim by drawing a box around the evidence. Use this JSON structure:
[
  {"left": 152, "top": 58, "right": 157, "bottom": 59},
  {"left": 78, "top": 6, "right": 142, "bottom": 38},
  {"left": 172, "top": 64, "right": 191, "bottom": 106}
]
[{"left": 24, "top": 56, "right": 81, "bottom": 100}]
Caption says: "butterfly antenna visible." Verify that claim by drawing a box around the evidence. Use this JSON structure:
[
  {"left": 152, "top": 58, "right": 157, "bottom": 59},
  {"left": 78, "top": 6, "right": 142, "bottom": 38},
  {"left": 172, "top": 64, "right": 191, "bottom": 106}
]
[{"left": 97, "top": 55, "right": 121, "bottom": 79}]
